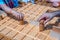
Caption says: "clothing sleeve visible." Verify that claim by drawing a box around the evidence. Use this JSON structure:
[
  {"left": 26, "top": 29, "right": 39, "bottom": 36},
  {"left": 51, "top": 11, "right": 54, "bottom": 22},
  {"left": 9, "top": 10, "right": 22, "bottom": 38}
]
[
  {"left": 12, "top": 0, "right": 19, "bottom": 7},
  {"left": 0, "top": 0, "right": 5, "bottom": 4}
]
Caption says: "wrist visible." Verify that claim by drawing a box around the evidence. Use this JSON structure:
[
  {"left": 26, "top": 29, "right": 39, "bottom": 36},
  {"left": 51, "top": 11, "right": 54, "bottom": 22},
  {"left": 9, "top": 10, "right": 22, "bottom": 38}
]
[
  {"left": 52, "top": 10, "right": 60, "bottom": 17},
  {"left": 52, "top": 13, "right": 58, "bottom": 17}
]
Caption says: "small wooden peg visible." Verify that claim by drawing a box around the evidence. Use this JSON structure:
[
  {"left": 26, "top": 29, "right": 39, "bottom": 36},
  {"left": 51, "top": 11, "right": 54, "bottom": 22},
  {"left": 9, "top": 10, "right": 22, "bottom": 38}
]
[
  {"left": 39, "top": 20, "right": 45, "bottom": 31},
  {"left": 20, "top": 17, "right": 24, "bottom": 25}
]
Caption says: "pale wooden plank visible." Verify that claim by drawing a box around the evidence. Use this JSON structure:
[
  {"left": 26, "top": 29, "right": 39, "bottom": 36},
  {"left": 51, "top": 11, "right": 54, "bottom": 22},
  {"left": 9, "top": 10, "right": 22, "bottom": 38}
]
[
  {"left": 0, "top": 28, "right": 11, "bottom": 35},
  {"left": 17, "top": 3, "right": 32, "bottom": 12},
  {"left": 13, "top": 33, "right": 25, "bottom": 40},
  {"left": 23, "top": 36, "right": 34, "bottom": 40},
  {"left": 45, "top": 37, "right": 58, "bottom": 40},
  {"left": 23, "top": 4, "right": 36, "bottom": 13},
  {"left": 15, "top": 24, "right": 27, "bottom": 31},
  {"left": 0, "top": 26, "right": 6, "bottom": 32},
  {"left": 6, "top": 31, "right": 18, "bottom": 38},
  {"left": 21, "top": 24, "right": 34, "bottom": 34},
  {"left": 42, "top": 30, "right": 50, "bottom": 35},
  {"left": 1, "top": 37, "right": 11, "bottom": 40},
  {"left": 13, "top": 25, "right": 33, "bottom": 40},
  {"left": 35, "top": 33, "right": 46, "bottom": 40},
  {"left": 0, "top": 17, "right": 10, "bottom": 25},
  {"left": 27, "top": 26, "right": 39, "bottom": 37}
]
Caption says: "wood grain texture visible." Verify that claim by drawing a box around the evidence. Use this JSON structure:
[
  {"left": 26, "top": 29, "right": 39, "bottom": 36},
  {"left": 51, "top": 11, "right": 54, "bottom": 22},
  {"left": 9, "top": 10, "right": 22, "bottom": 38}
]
[{"left": 0, "top": 3, "right": 59, "bottom": 40}]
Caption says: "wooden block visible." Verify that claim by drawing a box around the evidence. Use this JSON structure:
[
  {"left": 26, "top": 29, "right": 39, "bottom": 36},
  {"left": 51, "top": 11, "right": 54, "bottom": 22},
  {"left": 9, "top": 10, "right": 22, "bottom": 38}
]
[
  {"left": 29, "top": 15, "right": 35, "bottom": 20},
  {"left": 0, "top": 34, "right": 4, "bottom": 39},
  {"left": 18, "top": 3, "right": 32, "bottom": 12},
  {"left": 48, "top": 7, "right": 59, "bottom": 11},
  {"left": 0, "top": 28, "right": 11, "bottom": 35},
  {"left": 30, "top": 5, "right": 38, "bottom": 12},
  {"left": 23, "top": 4, "right": 36, "bottom": 12},
  {"left": 35, "top": 6, "right": 45, "bottom": 14},
  {"left": 13, "top": 20, "right": 19, "bottom": 24},
  {"left": 8, "top": 24, "right": 17, "bottom": 29},
  {"left": 42, "top": 30, "right": 50, "bottom": 35},
  {"left": 8, "top": 19, "right": 15, "bottom": 22},
  {"left": 0, "top": 17, "right": 10, "bottom": 25},
  {"left": 0, "top": 19, "right": 15, "bottom": 29},
  {"left": 39, "top": 20, "right": 45, "bottom": 31},
  {"left": 36, "top": 33, "right": 46, "bottom": 40},
  {"left": 13, "top": 33, "right": 25, "bottom": 40},
  {"left": 20, "top": 18, "right": 25, "bottom": 25},
  {"left": 21, "top": 24, "right": 34, "bottom": 34},
  {"left": 8, "top": 20, "right": 19, "bottom": 28},
  {"left": 1, "top": 37, "right": 11, "bottom": 40},
  {"left": 23, "top": 36, "right": 34, "bottom": 40},
  {"left": 0, "top": 26, "right": 6, "bottom": 32},
  {"left": 40, "top": 7, "right": 49, "bottom": 14},
  {"left": 7, "top": 20, "right": 19, "bottom": 29},
  {"left": 15, "top": 25, "right": 27, "bottom": 31},
  {"left": 45, "top": 37, "right": 52, "bottom": 40},
  {"left": 45, "top": 37, "right": 58, "bottom": 40},
  {"left": 27, "top": 27, "right": 39, "bottom": 37},
  {"left": 6, "top": 31, "right": 18, "bottom": 38},
  {"left": 0, "top": 16, "right": 2, "bottom": 21}
]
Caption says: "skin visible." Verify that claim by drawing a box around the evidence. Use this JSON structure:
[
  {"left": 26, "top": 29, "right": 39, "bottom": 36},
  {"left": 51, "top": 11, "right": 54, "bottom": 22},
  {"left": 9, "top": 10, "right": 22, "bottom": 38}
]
[
  {"left": 0, "top": 4, "right": 24, "bottom": 20},
  {"left": 46, "top": 0, "right": 60, "bottom": 7},
  {"left": 38, "top": 10, "right": 60, "bottom": 24}
]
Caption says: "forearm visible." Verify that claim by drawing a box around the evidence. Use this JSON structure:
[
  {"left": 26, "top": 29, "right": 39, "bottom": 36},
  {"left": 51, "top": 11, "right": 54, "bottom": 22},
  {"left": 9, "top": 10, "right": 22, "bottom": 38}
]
[
  {"left": 0, "top": 4, "right": 18, "bottom": 15},
  {"left": 56, "top": 13, "right": 60, "bottom": 17},
  {"left": 52, "top": 10, "right": 60, "bottom": 16}
]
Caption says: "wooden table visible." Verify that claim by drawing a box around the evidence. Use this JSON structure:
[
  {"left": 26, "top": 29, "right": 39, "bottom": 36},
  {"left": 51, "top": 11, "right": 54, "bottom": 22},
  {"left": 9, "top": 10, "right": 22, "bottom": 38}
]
[{"left": 0, "top": 3, "right": 59, "bottom": 40}]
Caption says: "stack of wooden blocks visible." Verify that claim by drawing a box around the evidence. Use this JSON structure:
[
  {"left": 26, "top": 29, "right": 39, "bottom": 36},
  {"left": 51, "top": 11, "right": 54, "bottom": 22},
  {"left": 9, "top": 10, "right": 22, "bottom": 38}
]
[{"left": 0, "top": 3, "right": 59, "bottom": 40}]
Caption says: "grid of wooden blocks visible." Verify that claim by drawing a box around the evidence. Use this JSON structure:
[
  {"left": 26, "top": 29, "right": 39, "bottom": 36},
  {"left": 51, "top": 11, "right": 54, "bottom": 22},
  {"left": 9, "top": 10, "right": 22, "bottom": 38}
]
[
  {"left": 0, "top": 3, "right": 59, "bottom": 40},
  {"left": 36, "top": 0, "right": 60, "bottom": 9}
]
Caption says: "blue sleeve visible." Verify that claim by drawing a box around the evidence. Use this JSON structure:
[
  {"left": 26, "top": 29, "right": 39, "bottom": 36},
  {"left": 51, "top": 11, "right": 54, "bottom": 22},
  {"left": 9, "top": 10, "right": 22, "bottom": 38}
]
[
  {"left": 0, "top": 0, "right": 5, "bottom": 4},
  {"left": 12, "top": 0, "right": 19, "bottom": 7}
]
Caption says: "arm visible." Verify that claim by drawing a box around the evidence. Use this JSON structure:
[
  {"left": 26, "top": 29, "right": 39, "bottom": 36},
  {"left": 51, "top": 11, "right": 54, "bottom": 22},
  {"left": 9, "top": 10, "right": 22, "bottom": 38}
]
[
  {"left": 38, "top": 10, "right": 60, "bottom": 24},
  {"left": 0, "top": 4, "right": 24, "bottom": 20},
  {"left": 55, "top": 13, "right": 60, "bottom": 16},
  {"left": 53, "top": 10, "right": 60, "bottom": 16}
]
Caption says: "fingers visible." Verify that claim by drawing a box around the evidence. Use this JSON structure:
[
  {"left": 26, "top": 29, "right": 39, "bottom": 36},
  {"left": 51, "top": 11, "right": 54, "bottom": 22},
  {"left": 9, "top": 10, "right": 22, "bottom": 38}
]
[
  {"left": 17, "top": 15, "right": 19, "bottom": 20},
  {"left": 44, "top": 18, "right": 51, "bottom": 24},
  {"left": 16, "top": 14, "right": 23, "bottom": 20},
  {"left": 19, "top": 13, "right": 24, "bottom": 20},
  {"left": 37, "top": 15, "right": 45, "bottom": 22},
  {"left": 19, "top": 15, "right": 20, "bottom": 20},
  {"left": 37, "top": 14, "right": 50, "bottom": 24}
]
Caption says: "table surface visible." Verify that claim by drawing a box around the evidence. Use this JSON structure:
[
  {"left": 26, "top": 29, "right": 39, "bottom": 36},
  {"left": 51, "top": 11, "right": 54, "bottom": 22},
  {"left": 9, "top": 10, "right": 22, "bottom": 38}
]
[{"left": 0, "top": 3, "right": 59, "bottom": 40}]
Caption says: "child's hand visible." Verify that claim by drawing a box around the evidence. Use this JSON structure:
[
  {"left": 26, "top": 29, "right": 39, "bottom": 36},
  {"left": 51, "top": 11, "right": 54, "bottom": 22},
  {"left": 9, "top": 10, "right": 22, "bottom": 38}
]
[
  {"left": 12, "top": 12, "right": 24, "bottom": 20},
  {"left": 0, "top": 4, "right": 24, "bottom": 20},
  {"left": 38, "top": 13, "right": 56, "bottom": 24}
]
